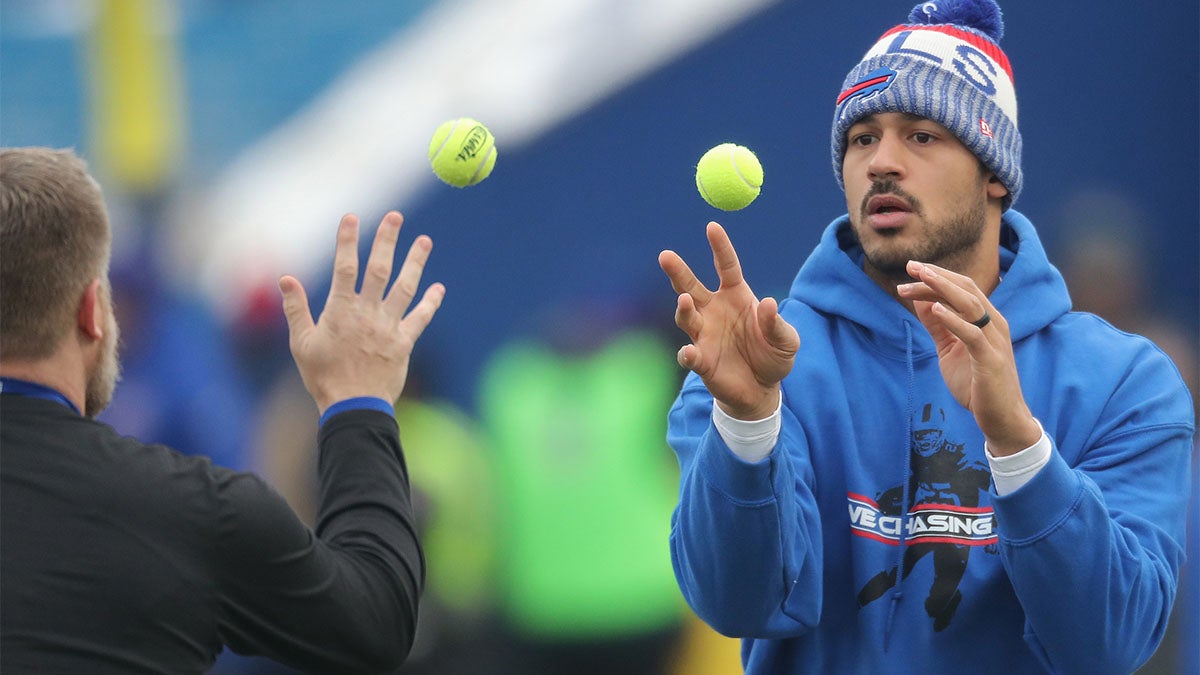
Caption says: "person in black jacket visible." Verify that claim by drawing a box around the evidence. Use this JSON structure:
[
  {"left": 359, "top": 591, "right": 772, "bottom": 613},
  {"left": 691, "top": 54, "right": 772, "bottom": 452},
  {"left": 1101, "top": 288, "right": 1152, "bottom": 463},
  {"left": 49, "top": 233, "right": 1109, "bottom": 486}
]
[{"left": 0, "top": 146, "right": 445, "bottom": 674}]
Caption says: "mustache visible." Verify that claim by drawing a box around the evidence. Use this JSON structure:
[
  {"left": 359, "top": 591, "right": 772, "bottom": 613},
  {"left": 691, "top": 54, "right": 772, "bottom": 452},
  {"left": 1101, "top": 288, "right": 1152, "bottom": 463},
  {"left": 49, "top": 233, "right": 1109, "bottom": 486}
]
[{"left": 860, "top": 180, "right": 922, "bottom": 217}]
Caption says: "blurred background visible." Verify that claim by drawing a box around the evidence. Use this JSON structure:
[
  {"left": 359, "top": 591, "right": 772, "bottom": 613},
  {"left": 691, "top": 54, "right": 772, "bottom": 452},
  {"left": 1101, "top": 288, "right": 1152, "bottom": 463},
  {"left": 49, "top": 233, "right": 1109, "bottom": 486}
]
[{"left": 2, "top": 0, "right": 1196, "bottom": 673}]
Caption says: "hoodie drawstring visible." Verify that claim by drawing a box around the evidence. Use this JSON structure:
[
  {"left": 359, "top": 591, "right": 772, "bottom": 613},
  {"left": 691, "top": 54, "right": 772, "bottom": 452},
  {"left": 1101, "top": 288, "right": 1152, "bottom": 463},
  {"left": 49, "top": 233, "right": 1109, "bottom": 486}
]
[{"left": 884, "top": 323, "right": 917, "bottom": 652}]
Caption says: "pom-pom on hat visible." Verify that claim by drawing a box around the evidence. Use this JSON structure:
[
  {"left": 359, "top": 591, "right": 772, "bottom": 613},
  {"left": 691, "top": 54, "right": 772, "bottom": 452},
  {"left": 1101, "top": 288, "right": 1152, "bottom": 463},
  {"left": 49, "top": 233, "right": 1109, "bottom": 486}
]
[{"left": 831, "top": 0, "right": 1022, "bottom": 208}]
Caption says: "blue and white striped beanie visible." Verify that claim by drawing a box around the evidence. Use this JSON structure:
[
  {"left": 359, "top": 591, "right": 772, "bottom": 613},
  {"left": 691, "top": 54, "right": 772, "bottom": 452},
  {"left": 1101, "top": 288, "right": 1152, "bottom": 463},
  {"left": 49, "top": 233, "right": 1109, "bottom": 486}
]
[{"left": 832, "top": 0, "right": 1022, "bottom": 209}]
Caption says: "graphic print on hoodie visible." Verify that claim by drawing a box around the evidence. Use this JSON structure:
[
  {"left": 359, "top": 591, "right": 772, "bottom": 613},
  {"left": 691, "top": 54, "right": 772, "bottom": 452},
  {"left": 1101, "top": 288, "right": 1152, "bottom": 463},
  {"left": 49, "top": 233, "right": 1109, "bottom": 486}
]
[{"left": 850, "top": 402, "right": 995, "bottom": 631}]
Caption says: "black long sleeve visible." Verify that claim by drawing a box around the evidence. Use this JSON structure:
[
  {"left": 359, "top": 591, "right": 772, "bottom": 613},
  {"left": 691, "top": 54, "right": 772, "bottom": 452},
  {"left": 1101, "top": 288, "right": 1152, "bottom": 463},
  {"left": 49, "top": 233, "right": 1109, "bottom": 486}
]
[{"left": 1, "top": 395, "right": 423, "bottom": 674}]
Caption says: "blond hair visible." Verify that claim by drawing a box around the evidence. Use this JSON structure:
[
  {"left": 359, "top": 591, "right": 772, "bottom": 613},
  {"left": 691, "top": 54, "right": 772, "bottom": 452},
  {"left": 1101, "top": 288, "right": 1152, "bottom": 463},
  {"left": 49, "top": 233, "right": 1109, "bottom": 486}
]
[{"left": 1, "top": 147, "right": 112, "bottom": 360}]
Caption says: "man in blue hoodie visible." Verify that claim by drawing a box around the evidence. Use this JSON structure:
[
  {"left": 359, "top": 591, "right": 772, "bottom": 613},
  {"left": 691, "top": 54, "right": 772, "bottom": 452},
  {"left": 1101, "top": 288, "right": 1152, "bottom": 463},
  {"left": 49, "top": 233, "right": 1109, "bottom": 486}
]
[{"left": 657, "top": 1, "right": 1195, "bottom": 673}]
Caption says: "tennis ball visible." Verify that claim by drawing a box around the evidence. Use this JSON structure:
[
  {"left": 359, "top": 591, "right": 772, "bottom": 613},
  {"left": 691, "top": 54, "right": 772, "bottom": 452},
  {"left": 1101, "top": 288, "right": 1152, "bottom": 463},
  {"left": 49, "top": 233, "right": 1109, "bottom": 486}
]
[
  {"left": 428, "top": 118, "right": 497, "bottom": 187},
  {"left": 695, "top": 143, "right": 763, "bottom": 211}
]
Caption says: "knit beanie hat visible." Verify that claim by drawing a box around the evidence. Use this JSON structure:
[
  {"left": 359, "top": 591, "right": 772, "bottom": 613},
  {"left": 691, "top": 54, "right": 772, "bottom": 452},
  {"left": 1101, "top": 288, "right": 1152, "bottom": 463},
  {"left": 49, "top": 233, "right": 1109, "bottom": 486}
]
[{"left": 831, "top": 0, "right": 1021, "bottom": 208}]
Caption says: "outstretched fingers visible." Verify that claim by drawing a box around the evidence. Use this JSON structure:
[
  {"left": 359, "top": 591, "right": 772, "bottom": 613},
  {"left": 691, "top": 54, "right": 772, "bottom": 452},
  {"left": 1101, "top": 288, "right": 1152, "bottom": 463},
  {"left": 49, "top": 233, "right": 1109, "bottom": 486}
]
[
  {"left": 384, "top": 231, "right": 433, "bottom": 317},
  {"left": 669, "top": 289, "right": 708, "bottom": 372},
  {"left": 674, "top": 291, "right": 704, "bottom": 342},
  {"left": 328, "top": 214, "right": 362, "bottom": 300},
  {"left": 278, "top": 275, "right": 314, "bottom": 342},
  {"left": 400, "top": 282, "right": 446, "bottom": 342},
  {"left": 707, "top": 221, "right": 747, "bottom": 291},
  {"left": 659, "top": 249, "right": 712, "bottom": 306},
  {"left": 361, "top": 211, "right": 403, "bottom": 300},
  {"left": 658, "top": 221, "right": 744, "bottom": 308}
]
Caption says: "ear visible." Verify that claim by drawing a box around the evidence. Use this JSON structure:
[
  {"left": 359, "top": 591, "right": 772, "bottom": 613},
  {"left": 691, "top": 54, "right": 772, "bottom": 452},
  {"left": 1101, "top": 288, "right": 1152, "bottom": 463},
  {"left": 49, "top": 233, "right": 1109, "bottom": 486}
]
[
  {"left": 986, "top": 173, "right": 1009, "bottom": 201},
  {"left": 77, "top": 278, "right": 106, "bottom": 342}
]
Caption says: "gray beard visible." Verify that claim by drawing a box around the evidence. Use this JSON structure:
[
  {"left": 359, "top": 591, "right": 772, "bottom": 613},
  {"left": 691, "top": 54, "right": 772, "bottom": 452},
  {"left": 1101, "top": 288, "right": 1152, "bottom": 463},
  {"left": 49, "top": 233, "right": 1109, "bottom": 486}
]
[{"left": 85, "top": 314, "right": 121, "bottom": 418}]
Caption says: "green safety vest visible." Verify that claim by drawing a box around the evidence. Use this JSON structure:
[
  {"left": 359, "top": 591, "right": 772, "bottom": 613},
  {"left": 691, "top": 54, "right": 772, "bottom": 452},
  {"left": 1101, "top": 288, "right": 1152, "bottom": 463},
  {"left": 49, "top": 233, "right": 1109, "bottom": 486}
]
[
  {"left": 395, "top": 398, "right": 495, "bottom": 615},
  {"left": 478, "top": 330, "right": 685, "bottom": 638}
]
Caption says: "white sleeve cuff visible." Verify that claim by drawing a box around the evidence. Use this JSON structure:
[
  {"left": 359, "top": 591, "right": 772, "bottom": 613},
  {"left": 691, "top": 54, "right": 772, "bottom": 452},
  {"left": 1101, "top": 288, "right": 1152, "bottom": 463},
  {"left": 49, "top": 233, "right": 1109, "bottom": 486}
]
[
  {"left": 712, "top": 394, "right": 782, "bottom": 463},
  {"left": 986, "top": 418, "right": 1052, "bottom": 496}
]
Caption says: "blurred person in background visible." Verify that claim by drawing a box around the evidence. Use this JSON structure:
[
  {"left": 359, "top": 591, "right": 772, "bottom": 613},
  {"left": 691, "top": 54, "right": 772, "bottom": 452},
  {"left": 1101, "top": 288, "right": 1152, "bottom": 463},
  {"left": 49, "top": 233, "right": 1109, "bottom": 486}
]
[
  {"left": 0, "top": 146, "right": 442, "bottom": 673},
  {"left": 395, "top": 359, "right": 498, "bottom": 675},
  {"left": 656, "top": 1, "right": 1194, "bottom": 673},
  {"left": 477, "top": 297, "right": 689, "bottom": 675},
  {"left": 101, "top": 230, "right": 256, "bottom": 473}
]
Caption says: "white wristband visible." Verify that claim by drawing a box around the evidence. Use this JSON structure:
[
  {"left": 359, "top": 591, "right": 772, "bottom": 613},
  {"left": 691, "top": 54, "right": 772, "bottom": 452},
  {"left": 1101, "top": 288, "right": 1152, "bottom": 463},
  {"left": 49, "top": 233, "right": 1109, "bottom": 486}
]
[
  {"left": 712, "top": 393, "right": 783, "bottom": 463},
  {"left": 986, "top": 418, "right": 1052, "bottom": 496}
]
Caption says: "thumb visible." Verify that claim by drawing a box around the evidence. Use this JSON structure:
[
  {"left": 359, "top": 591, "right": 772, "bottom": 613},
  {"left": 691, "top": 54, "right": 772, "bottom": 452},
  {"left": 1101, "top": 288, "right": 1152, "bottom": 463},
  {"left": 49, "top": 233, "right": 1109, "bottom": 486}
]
[
  {"left": 279, "top": 275, "right": 314, "bottom": 338},
  {"left": 758, "top": 297, "right": 799, "bottom": 355}
]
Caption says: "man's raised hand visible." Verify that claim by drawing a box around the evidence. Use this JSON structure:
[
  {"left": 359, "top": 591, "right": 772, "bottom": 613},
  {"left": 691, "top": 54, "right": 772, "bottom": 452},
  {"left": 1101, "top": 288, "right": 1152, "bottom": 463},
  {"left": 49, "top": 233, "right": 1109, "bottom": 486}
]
[
  {"left": 280, "top": 211, "right": 445, "bottom": 414},
  {"left": 659, "top": 222, "right": 798, "bottom": 420}
]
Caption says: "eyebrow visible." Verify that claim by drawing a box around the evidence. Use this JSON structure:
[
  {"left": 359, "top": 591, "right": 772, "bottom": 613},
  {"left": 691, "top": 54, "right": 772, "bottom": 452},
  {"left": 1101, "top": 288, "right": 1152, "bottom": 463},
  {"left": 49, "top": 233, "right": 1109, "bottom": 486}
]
[{"left": 851, "top": 112, "right": 927, "bottom": 126}]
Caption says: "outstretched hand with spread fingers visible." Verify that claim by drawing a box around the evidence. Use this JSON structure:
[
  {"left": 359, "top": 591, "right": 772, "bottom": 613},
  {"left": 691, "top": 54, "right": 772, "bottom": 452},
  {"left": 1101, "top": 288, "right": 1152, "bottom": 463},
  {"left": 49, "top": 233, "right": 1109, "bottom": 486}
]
[
  {"left": 659, "top": 222, "right": 799, "bottom": 420},
  {"left": 279, "top": 211, "right": 445, "bottom": 415}
]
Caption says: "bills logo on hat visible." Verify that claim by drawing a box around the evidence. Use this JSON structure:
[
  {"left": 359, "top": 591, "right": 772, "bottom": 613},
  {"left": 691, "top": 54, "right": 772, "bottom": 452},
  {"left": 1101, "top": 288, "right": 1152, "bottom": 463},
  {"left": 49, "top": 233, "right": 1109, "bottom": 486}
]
[{"left": 837, "top": 67, "right": 897, "bottom": 108}]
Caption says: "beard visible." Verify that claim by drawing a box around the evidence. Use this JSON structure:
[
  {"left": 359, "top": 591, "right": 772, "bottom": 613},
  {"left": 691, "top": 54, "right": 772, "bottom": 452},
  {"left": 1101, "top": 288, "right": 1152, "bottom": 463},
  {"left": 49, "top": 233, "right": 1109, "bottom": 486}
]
[
  {"left": 850, "top": 179, "right": 988, "bottom": 284},
  {"left": 84, "top": 306, "right": 121, "bottom": 418}
]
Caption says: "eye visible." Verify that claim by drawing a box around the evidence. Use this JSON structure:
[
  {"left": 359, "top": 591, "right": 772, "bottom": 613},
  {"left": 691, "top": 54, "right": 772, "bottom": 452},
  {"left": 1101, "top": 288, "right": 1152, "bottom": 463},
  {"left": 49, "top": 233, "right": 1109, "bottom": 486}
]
[
  {"left": 850, "top": 133, "right": 877, "bottom": 147},
  {"left": 912, "top": 131, "right": 935, "bottom": 144}
]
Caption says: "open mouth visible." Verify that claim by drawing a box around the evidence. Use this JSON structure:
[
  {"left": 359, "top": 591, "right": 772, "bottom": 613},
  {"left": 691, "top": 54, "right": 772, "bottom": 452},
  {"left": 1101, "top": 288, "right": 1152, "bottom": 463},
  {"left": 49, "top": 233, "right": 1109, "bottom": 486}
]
[{"left": 867, "top": 195, "right": 912, "bottom": 216}]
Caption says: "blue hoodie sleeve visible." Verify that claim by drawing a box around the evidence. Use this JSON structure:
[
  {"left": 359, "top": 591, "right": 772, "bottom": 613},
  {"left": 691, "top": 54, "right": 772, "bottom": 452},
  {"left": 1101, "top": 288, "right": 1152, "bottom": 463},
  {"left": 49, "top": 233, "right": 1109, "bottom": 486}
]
[
  {"left": 994, "top": 346, "right": 1194, "bottom": 675},
  {"left": 666, "top": 374, "right": 823, "bottom": 638}
]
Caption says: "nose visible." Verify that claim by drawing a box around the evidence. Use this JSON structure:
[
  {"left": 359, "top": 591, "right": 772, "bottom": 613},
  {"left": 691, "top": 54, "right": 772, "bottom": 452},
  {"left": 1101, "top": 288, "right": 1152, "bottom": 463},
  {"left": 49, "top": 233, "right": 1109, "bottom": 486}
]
[{"left": 866, "top": 133, "right": 905, "bottom": 181}]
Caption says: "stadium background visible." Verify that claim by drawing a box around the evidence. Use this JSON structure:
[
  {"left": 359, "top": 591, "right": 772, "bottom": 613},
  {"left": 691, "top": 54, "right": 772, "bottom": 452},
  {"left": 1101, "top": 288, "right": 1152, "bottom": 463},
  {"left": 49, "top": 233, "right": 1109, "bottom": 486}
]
[{"left": 2, "top": 1, "right": 1196, "bottom": 673}]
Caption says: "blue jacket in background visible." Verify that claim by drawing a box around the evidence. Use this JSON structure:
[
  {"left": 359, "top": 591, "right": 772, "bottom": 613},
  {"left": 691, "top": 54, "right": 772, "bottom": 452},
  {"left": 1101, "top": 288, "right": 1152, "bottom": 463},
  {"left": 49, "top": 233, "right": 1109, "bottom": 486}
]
[{"left": 667, "top": 211, "right": 1195, "bottom": 674}]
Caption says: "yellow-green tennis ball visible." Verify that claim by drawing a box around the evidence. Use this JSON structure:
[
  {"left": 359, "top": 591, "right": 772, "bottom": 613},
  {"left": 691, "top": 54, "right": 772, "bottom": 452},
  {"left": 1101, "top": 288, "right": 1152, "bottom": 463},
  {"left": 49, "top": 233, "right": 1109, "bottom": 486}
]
[
  {"left": 428, "top": 118, "right": 497, "bottom": 187},
  {"left": 695, "top": 143, "right": 763, "bottom": 211}
]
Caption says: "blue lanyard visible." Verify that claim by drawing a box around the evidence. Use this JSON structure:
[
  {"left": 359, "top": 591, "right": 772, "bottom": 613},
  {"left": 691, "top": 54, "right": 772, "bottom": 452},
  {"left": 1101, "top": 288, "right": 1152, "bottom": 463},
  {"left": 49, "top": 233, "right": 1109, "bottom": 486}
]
[{"left": 0, "top": 377, "right": 81, "bottom": 415}]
